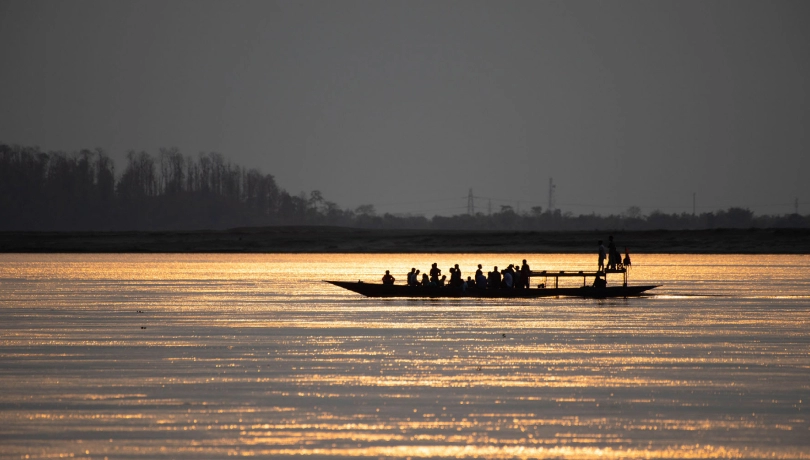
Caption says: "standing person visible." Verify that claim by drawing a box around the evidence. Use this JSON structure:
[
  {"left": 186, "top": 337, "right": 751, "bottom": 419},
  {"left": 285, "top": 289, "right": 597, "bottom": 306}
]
[
  {"left": 598, "top": 240, "right": 606, "bottom": 272},
  {"left": 520, "top": 259, "right": 531, "bottom": 289},
  {"left": 607, "top": 236, "right": 617, "bottom": 270},
  {"left": 429, "top": 263, "right": 441, "bottom": 284}
]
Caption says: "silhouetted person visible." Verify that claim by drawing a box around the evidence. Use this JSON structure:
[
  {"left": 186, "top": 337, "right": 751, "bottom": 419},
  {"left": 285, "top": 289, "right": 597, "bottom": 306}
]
[
  {"left": 593, "top": 274, "right": 607, "bottom": 288},
  {"left": 520, "top": 259, "right": 531, "bottom": 289},
  {"left": 452, "top": 264, "right": 462, "bottom": 287},
  {"left": 382, "top": 270, "right": 395, "bottom": 285},
  {"left": 475, "top": 269, "right": 487, "bottom": 289},
  {"left": 598, "top": 240, "right": 606, "bottom": 272},
  {"left": 450, "top": 267, "right": 462, "bottom": 287},
  {"left": 502, "top": 269, "right": 513, "bottom": 289},
  {"left": 407, "top": 268, "right": 417, "bottom": 286},
  {"left": 488, "top": 266, "right": 501, "bottom": 289},
  {"left": 607, "top": 236, "right": 618, "bottom": 270},
  {"left": 421, "top": 273, "right": 432, "bottom": 287},
  {"left": 429, "top": 263, "right": 441, "bottom": 284},
  {"left": 623, "top": 247, "right": 631, "bottom": 266}
]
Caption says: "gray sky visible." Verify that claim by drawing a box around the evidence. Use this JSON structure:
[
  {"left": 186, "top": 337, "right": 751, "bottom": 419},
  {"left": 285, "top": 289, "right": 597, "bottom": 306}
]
[{"left": 1, "top": 0, "right": 808, "bottom": 216}]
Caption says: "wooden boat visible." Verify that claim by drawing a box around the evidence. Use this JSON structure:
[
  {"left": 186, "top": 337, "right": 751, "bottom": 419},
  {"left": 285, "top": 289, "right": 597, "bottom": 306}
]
[{"left": 326, "top": 268, "right": 659, "bottom": 299}]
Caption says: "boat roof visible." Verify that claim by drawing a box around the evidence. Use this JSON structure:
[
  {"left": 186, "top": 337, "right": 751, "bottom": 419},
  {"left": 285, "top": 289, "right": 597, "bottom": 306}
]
[{"left": 530, "top": 268, "right": 626, "bottom": 277}]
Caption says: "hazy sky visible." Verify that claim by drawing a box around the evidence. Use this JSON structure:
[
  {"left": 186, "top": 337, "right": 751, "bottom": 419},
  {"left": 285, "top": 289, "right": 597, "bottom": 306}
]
[{"left": 1, "top": 1, "right": 808, "bottom": 216}]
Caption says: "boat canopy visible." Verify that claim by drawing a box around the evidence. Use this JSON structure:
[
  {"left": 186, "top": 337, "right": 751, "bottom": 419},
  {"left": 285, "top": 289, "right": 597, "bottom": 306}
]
[{"left": 529, "top": 268, "right": 628, "bottom": 288}]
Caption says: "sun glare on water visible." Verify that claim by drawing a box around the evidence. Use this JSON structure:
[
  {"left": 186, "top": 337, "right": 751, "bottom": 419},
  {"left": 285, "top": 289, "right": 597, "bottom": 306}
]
[{"left": 0, "top": 254, "right": 808, "bottom": 458}]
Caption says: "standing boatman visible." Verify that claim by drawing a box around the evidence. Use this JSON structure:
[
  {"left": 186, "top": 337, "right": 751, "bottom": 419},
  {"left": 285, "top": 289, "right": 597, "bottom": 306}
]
[
  {"left": 520, "top": 259, "right": 531, "bottom": 289},
  {"left": 598, "top": 240, "right": 606, "bottom": 272},
  {"left": 607, "top": 236, "right": 618, "bottom": 270}
]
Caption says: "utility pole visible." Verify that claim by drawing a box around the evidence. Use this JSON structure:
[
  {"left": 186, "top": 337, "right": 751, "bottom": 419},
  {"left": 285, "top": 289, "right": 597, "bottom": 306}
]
[
  {"left": 548, "top": 178, "right": 556, "bottom": 212},
  {"left": 692, "top": 192, "right": 696, "bottom": 216},
  {"left": 467, "top": 188, "right": 475, "bottom": 215}
]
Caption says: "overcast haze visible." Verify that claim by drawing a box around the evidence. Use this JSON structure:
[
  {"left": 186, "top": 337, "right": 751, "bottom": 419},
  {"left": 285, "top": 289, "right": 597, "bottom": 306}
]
[{"left": 1, "top": 1, "right": 808, "bottom": 216}]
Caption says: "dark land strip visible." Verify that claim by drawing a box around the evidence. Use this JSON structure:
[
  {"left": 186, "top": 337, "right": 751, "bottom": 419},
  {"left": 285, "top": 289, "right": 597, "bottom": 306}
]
[{"left": 1, "top": 227, "right": 809, "bottom": 254}]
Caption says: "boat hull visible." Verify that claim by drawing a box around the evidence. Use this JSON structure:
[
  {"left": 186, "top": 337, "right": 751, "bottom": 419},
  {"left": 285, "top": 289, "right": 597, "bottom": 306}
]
[{"left": 325, "top": 281, "right": 659, "bottom": 299}]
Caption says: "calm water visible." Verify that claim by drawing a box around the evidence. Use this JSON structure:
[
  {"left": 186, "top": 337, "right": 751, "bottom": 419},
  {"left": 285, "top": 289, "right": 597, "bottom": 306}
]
[{"left": 1, "top": 253, "right": 808, "bottom": 459}]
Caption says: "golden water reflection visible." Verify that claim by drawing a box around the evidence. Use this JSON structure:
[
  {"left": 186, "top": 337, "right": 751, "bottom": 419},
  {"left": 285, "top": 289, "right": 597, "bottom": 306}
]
[{"left": 0, "top": 254, "right": 809, "bottom": 458}]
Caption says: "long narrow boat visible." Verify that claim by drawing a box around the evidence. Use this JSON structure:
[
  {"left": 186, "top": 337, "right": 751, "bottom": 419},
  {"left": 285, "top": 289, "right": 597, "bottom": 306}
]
[
  {"left": 326, "top": 268, "right": 659, "bottom": 299},
  {"left": 325, "top": 280, "right": 657, "bottom": 298}
]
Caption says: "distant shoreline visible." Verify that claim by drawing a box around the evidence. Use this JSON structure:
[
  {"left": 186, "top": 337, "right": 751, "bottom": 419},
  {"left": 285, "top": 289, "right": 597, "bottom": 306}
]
[{"left": 1, "top": 227, "right": 809, "bottom": 254}]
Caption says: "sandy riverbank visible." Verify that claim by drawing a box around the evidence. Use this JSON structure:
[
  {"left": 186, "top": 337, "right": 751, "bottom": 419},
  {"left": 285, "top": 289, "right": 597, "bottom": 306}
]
[{"left": 1, "top": 227, "right": 809, "bottom": 253}]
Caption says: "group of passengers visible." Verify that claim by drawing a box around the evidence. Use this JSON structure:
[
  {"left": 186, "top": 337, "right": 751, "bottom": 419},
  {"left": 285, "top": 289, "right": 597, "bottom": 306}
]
[
  {"left": 597, "top": 235, "right": 631, "bottom": 272},
  {"left": 390, "top": 260, "right": 533, "bottom": 291},
  {"left": 384, "top": 237, "right": 632, "bottom": 290}
]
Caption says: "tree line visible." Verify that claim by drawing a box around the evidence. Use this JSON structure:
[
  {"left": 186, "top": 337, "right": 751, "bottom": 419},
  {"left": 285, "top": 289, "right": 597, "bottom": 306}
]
[{"left": 1, "top": 143, "right": 807, "bottom": 231}]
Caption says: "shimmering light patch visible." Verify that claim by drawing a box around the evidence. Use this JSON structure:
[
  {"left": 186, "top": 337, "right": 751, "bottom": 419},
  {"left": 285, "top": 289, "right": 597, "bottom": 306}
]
[{"left": 1, "top": 254, "right": 809, "bottom": 458}]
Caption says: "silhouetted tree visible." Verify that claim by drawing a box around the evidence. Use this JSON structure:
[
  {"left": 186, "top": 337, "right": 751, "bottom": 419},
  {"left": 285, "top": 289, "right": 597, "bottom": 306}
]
[{"left": 2, "top": 141, "right": 808, "bottom": 231}]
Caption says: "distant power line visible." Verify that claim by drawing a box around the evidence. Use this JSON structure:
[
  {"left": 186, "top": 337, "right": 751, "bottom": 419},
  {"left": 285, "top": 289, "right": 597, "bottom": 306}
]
[
  {"left": 558, "top": 201, "right": 800, "bottom": 210},
  {"left": 364, "top": 192, "right": 808, "bottom": 216}
]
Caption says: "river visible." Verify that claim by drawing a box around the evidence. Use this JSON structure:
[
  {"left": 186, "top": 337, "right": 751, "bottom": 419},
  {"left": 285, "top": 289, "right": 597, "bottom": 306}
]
[{"left": 1, "top": 253, "right": 808, "bottom": 458}]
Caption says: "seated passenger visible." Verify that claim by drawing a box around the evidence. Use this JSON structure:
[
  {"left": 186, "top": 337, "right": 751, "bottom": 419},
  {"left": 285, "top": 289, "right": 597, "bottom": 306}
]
[
  {"left": 503, "top": 269, "right": 513, "bottom": 289},
  {"left": 465, "top": 276, "right": 474, "bottom": 290},
  {"left": 593, "top": 275, "right": 607, "bottom": 288},
  {"left": 475, "top": 271, "right": 487, "bottom": 289},
  {"left": 489, "top": 267, "right": 501, "bottom": 289},
  {"left": 407, "top": 268, "right": 417, "bottom": 286},
  {"left": 382, "top": 270, "right": 395, "bottom": 285},
  {"left": 452, "top": 264, "right": 462, "bottom": 287},
  {"left": 421, "top": 273, "right": 431, "bottom": 286}
]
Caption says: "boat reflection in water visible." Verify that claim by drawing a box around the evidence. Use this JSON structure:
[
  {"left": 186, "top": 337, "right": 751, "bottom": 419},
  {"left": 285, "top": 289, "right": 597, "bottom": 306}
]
[{"left": 0, "top": 253, "right": 808, "bottom": 459}]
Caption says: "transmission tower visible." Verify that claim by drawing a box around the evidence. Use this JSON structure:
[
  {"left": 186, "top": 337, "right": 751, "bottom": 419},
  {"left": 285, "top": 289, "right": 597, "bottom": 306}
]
[
  {"left": 467, "top": 188, "right": 475, "bottom": 215},
  {"left": 548, "top": 178, "right": 556, "bottom": 212}
]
